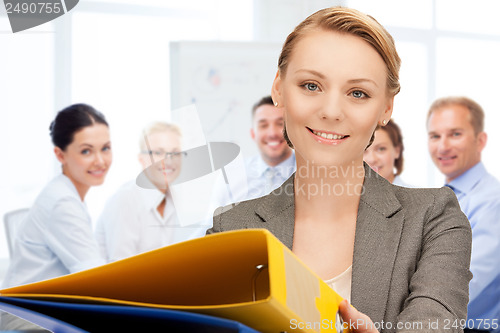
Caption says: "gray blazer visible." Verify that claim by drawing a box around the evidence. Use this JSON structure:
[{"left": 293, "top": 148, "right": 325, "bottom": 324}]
[{"left": 208, "top": 163, "right": 472, "bottom": 332}]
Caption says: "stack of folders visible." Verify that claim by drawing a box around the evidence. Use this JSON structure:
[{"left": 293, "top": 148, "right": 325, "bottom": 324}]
[{"left": 0, "top": 229, "right": 347, "bottom": 333}]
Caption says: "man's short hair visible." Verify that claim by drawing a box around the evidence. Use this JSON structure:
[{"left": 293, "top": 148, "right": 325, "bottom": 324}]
[
  {"left": 251, "top": 96, "right": 274, "bottom": 118},
  {"left": 139, "top": 122, "right": 182, "bottom": 152},
  {"left": 427, "top": 96, "right": 485, "bottom": 135}
]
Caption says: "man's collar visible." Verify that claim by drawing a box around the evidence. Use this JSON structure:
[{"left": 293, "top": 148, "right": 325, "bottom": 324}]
[
  {"left": 447, "top": 162, "right": 486, "bottom": 194},
  {"left": 256, "top": 151, "right": 296, "bottom": 177},
  {"left": 137, "top": 180, "right": 168, "bottom": 211}
]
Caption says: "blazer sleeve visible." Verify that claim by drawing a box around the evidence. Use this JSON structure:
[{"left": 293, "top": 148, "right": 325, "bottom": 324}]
[
  {"left": 206, "top": 206, "right": 222, "bottom": 235},
  {"left": 397, "top": 187, "right": 472, "bottom": 332}
]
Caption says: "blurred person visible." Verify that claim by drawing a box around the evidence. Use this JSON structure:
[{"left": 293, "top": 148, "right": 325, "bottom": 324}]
[
  {"left": 2, "top": 103, "right": 109, "bottom": 289},
  {"left": 208, "top": 96, "right": 296, "bottom": 211},
  {"left": 1, "top": 104, "right": 110, "bottom": 331},
  {"left": 427, "top": 96, "right": 500, "bottom": 333},
  {"left": 246, "top": 95, "right": 296, "bottom": 199},
  {"left": 0, "top": 104, "right": 112, "bottom": 332},
  {"left": 363, "top": 119, "right": 412, "bottom": 186},
  {"left": 95, "top": 122, "right": 207, "bottom": 262}
]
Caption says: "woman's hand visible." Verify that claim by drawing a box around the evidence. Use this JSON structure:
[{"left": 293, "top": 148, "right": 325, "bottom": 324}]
[{"left": 338, "top": 299, "right": 379, "bottom": 333}]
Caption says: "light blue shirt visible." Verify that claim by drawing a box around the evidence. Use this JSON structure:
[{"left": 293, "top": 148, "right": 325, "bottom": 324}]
[
  {"left": 447, "top": 162, "right": 500, "bottom": 331},
  {"left": 244, "top": 152, "right": 296, "bottom": 200},
  {"left": 2, "top": 174, "right": 105, "bottom": 288},
  {"left": 209, "top": 152, "right": 296, "bottom": 213}
]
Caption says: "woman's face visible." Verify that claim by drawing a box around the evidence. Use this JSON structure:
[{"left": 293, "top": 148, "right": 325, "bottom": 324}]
[
  {"left": 55, "top": 123, "right": 112, "bottom": 199},
  {"left": 273, "top": 30, "right": 394, "bottom": 169},
  {"left": 138, "top": 130, "right": 183, "bottom": 190},
  {"left": 363, "top": 129, "right": 400, "bottom": 183}
]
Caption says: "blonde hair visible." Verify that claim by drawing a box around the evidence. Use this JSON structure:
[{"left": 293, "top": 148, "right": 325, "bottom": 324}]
[
  {"left": 427, "top": 96, "right": 485, "bottom": 136},
  {"left": 280, "top": 7, "right": 401, "bottom": 149},
  {"left": 278, "top": 6, "right": 401, "bottom": 96},
  {"left": 139, "top": 122, "right": 182, "bottom": 152}
]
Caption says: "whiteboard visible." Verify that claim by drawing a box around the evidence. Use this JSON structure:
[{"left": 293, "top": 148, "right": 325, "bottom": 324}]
[{"left": 170, "top": 41, "right": 282, "bottom": 158}]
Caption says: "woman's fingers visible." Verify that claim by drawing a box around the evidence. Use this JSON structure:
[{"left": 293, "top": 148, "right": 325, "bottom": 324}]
[{"left": 338, "top": 299, "right": 379, "bottom": 333}]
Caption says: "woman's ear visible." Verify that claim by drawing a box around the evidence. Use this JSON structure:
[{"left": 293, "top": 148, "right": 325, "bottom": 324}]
[
  {"left": 271, "top": 70, "right": 282, "bottom": 107},
  {"left": 395, "top": 144, "right": 401, "bottom": 159},
  {"left": 54, "top": 146, "right": 65, "bottom": 164},
  {"left": 379, "top": 96, "right": 395, "bottom": 124}
]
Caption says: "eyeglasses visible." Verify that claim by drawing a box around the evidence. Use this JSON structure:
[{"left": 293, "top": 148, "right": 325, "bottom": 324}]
[{"left": 142, "top": 150, "right": 187, "bottom": 160}]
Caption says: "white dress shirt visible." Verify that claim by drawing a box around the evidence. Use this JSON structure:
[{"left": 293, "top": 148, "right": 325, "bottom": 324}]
[
  {"left": 95, "top": 180, "right": 208, "bottom": 262},
  {"left": 392, "top": 175, "right": 414, "bottom": 187},
  {"left": 2, "top": 174, "right": 105, "bottom": 288}
]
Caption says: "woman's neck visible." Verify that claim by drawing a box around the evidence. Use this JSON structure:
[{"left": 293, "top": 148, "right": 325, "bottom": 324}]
[
  {"left": 157, "top": 197, "right": 166, "bottom": 217},
  {"left": 62, "top": 170, "right": 89, "bottom": 201},
  {"left": 294, "top": 159, "right": 365, "bottom": 222},
  {"left": 156, "top": 188, "right": 169, "bottom": 217}
]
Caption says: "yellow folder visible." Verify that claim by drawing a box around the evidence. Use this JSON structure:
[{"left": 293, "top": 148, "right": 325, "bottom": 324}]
[{"left": 0, "top": 229, "right": 347, "bottom": 333}]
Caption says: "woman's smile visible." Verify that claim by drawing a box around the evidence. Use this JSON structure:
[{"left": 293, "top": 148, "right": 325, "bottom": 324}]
[{"left": 307, "top": 127, "right": 350, "bottom": 145}]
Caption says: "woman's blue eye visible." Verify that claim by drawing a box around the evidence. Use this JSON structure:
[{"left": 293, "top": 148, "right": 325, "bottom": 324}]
[
  {"left": 304, "top": 83, "right": 318, "bottom": 91},
  {"left": 352, "top": 90, "right": 366, "bottom": 98},
  {"left": 81, "top": 149, "right": 90, "bottom": 155}
]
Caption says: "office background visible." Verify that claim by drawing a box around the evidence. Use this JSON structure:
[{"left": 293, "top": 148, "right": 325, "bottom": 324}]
[{"left": 2, "top": 0, "right": 500, "bottom": 281}]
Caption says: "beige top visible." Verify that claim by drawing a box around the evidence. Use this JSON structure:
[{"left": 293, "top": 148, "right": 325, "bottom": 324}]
[{"left": 324, "top": 265, "right": 352, "bottom": 303}]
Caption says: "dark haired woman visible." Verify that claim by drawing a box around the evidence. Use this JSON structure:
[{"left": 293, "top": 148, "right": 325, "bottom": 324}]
[
  {"left": 363, "top": 119, "right": 413, "bottom": 187},
  {"left": 2, "top": 103, "right": 111, "bottom": 289}
]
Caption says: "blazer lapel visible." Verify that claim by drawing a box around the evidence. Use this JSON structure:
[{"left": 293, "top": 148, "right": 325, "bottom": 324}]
[
  {"left": 254, "top": 175, "right": 296, "bottom": 249},
  {"left": 252, "top": 164, "right": 405, "bottom": 324},
  {"left": 351, "top": 164, "right": 404, "bottom": 323}
]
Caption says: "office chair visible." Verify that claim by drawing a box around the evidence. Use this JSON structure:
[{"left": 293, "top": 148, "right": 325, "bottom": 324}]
[{"left": 3, "top": 208, "right": 29, "bottom": 257}]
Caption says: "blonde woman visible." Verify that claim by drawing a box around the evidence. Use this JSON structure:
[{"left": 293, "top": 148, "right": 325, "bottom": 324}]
[
  {"left": 96, "top": 122, "right": 207, "bottom": 262},
  {"left": 208, "top": 7, "right": 471, "bottom": 332}
]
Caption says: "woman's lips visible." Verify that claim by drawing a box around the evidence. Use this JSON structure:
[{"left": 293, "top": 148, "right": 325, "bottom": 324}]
[
  {"left": 88, "top": 169, "right": 107, "bottom": 176},
  {"left": 307, "top": 127, "right": 349, "bottom": 144}
]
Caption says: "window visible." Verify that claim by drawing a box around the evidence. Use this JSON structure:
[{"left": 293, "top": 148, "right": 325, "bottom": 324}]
[
  {"left": 0, "top": 20, "right": 55, "bottom": 260},
  {"left": 347, "top": 0, "right": 500, "bottom": 187}
]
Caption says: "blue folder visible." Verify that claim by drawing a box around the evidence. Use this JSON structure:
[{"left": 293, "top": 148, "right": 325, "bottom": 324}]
[
  {"left": 0, "top": 297, "right": 261, "bottom": 333},
  {"left": 0, "top": 299, "right": 86, "bottom": 333}
]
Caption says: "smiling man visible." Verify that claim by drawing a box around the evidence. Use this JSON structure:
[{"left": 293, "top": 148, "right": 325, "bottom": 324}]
[
  {"left": 246, "top": 96, "right": 295, "bottom": 199},
  {"left": 427, "top": 96, "right": 500, "bottom": 333}
]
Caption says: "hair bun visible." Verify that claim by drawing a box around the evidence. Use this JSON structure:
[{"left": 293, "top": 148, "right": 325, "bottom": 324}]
[{"left": 49, "top": 120, "right": 56, "bottom": 132}]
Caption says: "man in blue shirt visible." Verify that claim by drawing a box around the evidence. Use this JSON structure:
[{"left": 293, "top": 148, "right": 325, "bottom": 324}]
[
  {"left": 427, "top": 96, "right": 500, "bottom": 333},
  {"left": 245, "top": 96, "right": 295, "bottom": 200},
  {"left": 209, "top": 96, "right": 295, "bottom": 212}
]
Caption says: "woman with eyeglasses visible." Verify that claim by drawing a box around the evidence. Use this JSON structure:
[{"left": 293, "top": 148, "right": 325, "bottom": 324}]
[
  {"left": 2, "top": 103, "right": 109, "bottom": 289},
  {"left": 95, "top": 122, "right": 206, "bottom": 262}
]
